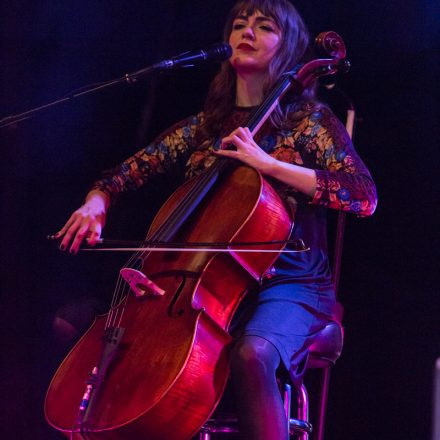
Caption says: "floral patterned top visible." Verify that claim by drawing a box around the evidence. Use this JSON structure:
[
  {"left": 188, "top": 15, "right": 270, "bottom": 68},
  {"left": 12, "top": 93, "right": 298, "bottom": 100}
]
[{"left": 91, "top": 105, "right": 377, "bottom": 285}]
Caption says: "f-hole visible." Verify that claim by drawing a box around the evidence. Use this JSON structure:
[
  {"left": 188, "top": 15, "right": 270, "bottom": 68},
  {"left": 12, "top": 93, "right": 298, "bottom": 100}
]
[{"left": 168, "top": 275, "right": 186, "bottom": 318}]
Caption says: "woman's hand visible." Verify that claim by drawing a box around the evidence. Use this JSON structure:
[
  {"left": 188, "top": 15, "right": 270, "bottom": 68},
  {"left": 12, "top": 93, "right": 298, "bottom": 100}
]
[
  {"left": 55, "top": 190, "right": 109, "bottom": 254},
  {"left": 216, "top": 126, "right": 317, "bottom": 197},
  {"left": 215, "top": 127, "right": 276, "bottom": 174}
]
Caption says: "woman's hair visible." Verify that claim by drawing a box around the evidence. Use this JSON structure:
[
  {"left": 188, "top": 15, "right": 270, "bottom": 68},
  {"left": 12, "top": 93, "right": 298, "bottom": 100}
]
[{"left": 198, "top": 0, "right": 315, "bottom": 141}]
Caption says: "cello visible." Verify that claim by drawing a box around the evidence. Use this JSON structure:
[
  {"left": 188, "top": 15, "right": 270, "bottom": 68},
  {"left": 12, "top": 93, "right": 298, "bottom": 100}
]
[{"left": 45, "top": 32, "right": 348, "bottom": 440}]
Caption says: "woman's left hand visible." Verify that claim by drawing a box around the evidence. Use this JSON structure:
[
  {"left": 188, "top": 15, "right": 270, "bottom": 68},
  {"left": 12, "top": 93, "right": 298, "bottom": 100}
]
[{"left": 215, "top": 127, "right": 275, "bottom": 174}]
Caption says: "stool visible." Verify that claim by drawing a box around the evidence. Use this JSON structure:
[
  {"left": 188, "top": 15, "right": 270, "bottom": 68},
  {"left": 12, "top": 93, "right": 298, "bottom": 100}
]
[{"left": 198, "top": 320, "right": 343, "bottom": 440}]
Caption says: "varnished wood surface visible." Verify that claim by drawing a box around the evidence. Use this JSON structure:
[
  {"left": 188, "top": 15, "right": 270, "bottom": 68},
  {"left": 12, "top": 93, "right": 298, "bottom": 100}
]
[{"left": 45, "top": 164, "right": 293, "bottom": 439}]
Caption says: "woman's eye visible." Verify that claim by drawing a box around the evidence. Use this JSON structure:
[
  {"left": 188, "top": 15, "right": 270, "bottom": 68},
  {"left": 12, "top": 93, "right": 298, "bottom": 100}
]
[
  {"left": 260, "top": 25, "right": 274, "bottom": 32},
  {"left": 233, "top": 23, "right": 245, "bottom": 30}
]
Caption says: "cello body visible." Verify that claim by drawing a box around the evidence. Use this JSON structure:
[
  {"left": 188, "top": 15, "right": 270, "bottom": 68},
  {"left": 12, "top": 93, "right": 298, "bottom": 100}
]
[{"left": 45, "top": 164, "right": 293, "bottom": 440}]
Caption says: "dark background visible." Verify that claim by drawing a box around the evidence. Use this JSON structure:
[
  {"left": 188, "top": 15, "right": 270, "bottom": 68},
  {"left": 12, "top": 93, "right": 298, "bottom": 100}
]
[{"left": 1, "top": 1, "right": 439, "bottom": 439}]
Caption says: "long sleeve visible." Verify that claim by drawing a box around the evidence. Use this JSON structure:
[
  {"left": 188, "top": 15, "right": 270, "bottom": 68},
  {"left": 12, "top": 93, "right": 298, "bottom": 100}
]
[
  {"left": 283, "top": 106, "right": 377, "bottom": 217},
  {"left": 90, "top": 114, "right": 202, "bottom": 204},
  {"left": 259, "top": 105, "right": 377, "bottom": 285}
]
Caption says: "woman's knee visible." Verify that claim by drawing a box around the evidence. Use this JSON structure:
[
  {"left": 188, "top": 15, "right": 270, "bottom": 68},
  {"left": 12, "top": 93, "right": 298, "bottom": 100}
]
[{"left": 230, "top": 335, "right": 280, "bottom": 377}]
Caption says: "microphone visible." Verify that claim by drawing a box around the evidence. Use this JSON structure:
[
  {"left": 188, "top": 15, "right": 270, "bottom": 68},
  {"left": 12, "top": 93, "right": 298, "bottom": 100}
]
[
  {"left": 0, "top": 44, "right": 232, "bottom": 129},
  {"left": 152, "top": 42, "right": 232, "bottom": 70}
]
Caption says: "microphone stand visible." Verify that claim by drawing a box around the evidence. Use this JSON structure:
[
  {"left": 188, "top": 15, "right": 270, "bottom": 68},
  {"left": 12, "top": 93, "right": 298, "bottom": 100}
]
[{"left": 0, "top": 50, "right": 210, "bottom": 130}]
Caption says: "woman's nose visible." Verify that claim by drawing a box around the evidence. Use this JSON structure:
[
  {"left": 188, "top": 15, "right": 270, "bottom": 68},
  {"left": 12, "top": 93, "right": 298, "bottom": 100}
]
[{"left": 242, "top": 26, "right": 255, "bottom": 40}]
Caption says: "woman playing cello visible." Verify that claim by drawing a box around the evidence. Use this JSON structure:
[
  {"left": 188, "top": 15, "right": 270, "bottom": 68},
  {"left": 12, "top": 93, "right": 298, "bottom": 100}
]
[{"left": 55, "top": 0, "right": 377, "bottom": 438}]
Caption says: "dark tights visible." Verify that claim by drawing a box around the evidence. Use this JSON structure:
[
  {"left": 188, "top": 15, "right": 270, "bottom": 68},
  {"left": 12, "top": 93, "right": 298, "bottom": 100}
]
[{"left": 230, "top": 335, "right": 288, "bottom": 440}]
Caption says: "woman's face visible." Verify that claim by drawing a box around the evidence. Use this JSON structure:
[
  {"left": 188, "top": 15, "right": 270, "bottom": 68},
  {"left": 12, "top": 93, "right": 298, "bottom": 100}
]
[{"left": 229, "top": 10, "right": 282, "bottom": 75}]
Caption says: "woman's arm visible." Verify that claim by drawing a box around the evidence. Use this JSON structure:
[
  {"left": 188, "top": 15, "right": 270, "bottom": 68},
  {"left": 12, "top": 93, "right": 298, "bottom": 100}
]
[
  {"left": 217, "top": 126, "right": 317, "bottom": 196},
  {"left": 56, "top": 114, "right": 201, "bottom": 253},
  {"left": 217, "top": 107, "right": 377, "bottom": 217}
]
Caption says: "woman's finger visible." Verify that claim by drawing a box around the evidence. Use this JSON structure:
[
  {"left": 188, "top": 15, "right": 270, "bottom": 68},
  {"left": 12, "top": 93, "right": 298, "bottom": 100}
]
[
  {"left": 69, "top": 223, "right": 91, "bottom": 254},
  {"left": 213, "top": 148, "right": 239, "bottom": 158},
  {"left": 55, "top": 212, "right": 78, "bottom": 237},
  {"left": 86, "top": 222, "right": 102, "bottom": 246},
  {"left": 59, "top": 216, "right": 84, "bottom": 250}
]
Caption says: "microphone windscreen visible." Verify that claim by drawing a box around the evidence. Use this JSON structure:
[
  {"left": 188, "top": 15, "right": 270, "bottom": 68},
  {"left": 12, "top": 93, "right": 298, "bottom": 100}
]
[{"left": 207, "top": 43, "right": 232, "bottom": 61}]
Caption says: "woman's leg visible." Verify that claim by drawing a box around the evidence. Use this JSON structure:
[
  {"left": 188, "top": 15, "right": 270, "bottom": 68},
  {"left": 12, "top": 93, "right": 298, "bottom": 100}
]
[{"left": 230, "top": 335, "right": 288, "bottom": 440}]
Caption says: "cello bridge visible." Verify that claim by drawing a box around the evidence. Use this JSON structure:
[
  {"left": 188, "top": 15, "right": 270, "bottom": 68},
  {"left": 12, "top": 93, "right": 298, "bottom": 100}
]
[{"left": 120, "top": 268, "right": 165, "bottom": 297}]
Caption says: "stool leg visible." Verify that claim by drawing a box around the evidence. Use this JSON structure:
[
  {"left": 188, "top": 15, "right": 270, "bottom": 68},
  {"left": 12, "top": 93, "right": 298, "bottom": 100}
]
[
  {"left": 284, "top": 382, "right": 292, "bottom": 435},
  {"left": 199, "top": 429, "right": 210, "bottom": 440},
  {"left": 314, "top": 367, "right": 331, "bottom": 440},
  {"left": 297, "top": 384, "right": 309, "bottom": 440}
]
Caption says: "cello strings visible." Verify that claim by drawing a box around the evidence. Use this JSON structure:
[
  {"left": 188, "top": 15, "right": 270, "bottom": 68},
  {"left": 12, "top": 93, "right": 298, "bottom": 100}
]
[
  {"left": 106, "top": 158, "right": 226, "bottom": 326},
  {"left": 106, "top": 118, "right": 261, "bottom": 327},
  {"left": 105, "top": 78, "right": 290, "bottom": 328},
  {"left": 106, "top": 258, "right": 141, "bottom": 329},
  {"left": 106, "top": 255, "right": 142, "bottom": 329}
]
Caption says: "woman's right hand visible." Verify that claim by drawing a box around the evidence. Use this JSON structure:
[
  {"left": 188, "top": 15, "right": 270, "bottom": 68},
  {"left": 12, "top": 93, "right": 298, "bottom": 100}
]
[{"left": 55, "top": 190, "right": 109, "bottom": 254}]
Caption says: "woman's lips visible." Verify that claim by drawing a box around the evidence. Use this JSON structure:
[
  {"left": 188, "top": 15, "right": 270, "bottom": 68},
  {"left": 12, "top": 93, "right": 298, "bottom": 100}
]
[{"left": 237, "top": 43, "right": 256, "bottom": 51}]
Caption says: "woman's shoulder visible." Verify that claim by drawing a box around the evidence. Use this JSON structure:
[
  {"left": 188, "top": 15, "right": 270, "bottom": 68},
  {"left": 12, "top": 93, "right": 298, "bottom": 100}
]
[
  {"left": 285, "top": 100, "right": 332, "bottom": 122},
  {"left": 150, "top": 111, "right": 206, "bottom": 144},
  {"left": 283, "top": 100, "right": 342, "bottom": 134},
  {"left": 171, "top": 111, "right": 205, "bottom": 131}
]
